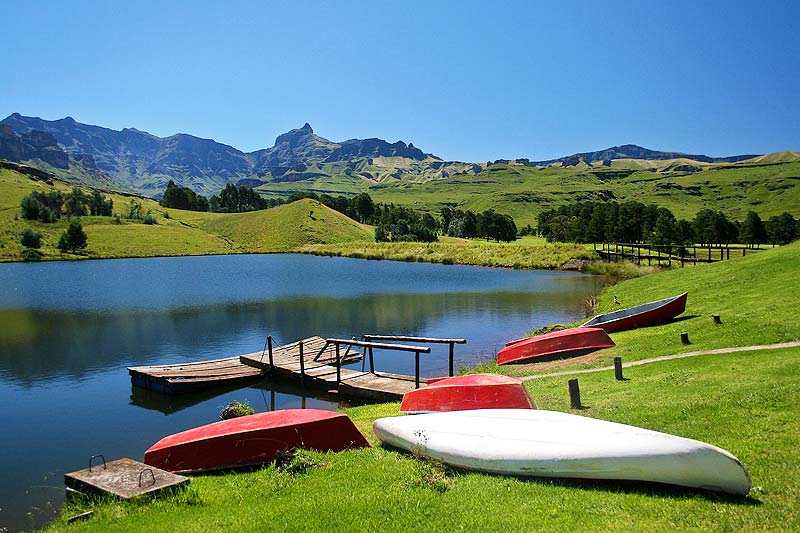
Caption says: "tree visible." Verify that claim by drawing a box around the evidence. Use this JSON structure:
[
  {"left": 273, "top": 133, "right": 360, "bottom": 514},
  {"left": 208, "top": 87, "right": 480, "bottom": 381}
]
[
  {"left": 58, "top": 219, "right": 88, "bottom": 253},
  {"left": 64, "top": 187, "right": 88, "bottom": 217},
  {"left": 739, "top": 211, "right": 767, "bottom": 248},
  {"left": 21, "top": 228, "right": 42, "bottom": 248},
  {"left": 352, "top": 193, "right": 375, "bottom": 224},
  {"left": 648, "top": 209, "right": 676, "bottom": 246},
  {"left": 766, "top": 212, "right": 797, "bottom": 245},
  {"left": 127, "top": 199, "right": 143, "bottom": 220},
  {"left": 20, "top": 191, "right": 63, "bottom": 222}
]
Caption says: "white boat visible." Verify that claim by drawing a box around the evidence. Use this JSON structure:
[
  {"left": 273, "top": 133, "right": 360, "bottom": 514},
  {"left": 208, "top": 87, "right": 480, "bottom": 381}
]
[{"left": 372, "top": 409, "right": 750, "bottom": 496}]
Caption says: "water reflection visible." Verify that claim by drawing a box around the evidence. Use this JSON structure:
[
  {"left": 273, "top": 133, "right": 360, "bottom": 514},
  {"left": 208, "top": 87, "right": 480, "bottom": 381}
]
[{"left": 0, "top": 289, "right": 593, "bottom": 385}]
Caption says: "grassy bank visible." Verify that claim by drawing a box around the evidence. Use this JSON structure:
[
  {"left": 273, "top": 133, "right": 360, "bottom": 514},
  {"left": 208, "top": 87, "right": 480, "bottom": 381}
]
[
  {"left": 469, "top": 240, "right": 800, "bottom": 377},
  {"left": 49, "top": 344, "right": 800, "bottom": 531},
  {"left": 299, "top": 236, "right": 593, "bottom": 270}
]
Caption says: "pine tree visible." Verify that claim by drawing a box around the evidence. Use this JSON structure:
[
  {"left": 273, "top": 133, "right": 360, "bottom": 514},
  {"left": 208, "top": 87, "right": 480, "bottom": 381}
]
[{"left": 58, "top": 219, "right": 88, "bottom": 253}]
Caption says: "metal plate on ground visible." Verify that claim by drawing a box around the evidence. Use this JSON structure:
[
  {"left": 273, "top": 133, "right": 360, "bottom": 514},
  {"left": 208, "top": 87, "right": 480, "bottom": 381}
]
[{"left": 65, "top": 458, "right": 189, "bottom": 499}]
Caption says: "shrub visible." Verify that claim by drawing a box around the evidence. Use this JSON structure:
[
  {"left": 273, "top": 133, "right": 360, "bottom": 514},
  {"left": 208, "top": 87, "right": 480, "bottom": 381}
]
[
  {"left": 58, "top": 219, "right": 88, "bottom": 253},
  {"left": 219, "top": 401, "right": 254, "bottom": 420},
  {"left": 21, "top": 248, "right": 43, "bottom": 262},
  {"left": 142, "top": 212, "right": 158, "bottom": 225},
  {"left": 20, "top": 228, "right": 42, "bottom": 248}
]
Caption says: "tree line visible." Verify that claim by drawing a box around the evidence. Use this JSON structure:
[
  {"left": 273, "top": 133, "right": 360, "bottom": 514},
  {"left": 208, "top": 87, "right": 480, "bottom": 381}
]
[
  {"left": 20, "top": 186, "right": 113, "bottom": 222},
  {"left": 537, "top": 201, "right": 799, "bottom": 247}
]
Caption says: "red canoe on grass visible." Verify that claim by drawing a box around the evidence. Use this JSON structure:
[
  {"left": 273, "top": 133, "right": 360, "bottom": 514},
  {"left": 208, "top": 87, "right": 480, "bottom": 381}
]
[
  {"left": 400, "top": 373, "right": 536, "bottom": 413},
  {"left": 581, "top": 292, "right": 688, "bottom": 333},
  {"left": 144, "top": 409, "right": 369, "bottom": 474},
  {"left": 497, "top": 327, "right": 615, "bottom": 365}
]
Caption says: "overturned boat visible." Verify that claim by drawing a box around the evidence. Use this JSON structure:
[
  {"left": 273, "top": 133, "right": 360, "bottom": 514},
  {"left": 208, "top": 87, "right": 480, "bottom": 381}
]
[
  {"left": 497, "top": 327, "right": 615, "bottom": 365},
  {"left": 400, "top": 373, "right": 536, "bottom": 413},
  {"left": 581, "top": 292, "right": 688, "bottom": 333}
]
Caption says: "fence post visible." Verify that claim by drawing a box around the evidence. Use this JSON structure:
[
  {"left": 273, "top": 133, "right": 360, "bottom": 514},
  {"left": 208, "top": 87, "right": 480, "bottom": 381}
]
[
  {"left": 368, "top": 345, "right": 375, "bottom": 373},
  {"left": 681, "top": 332, "right": 690, "bottom": 344},
  {"left": 568, "top": 379, "right": 582, "bottom": 409},
  {"left": 614, "top": 357, "right": 624, "bottom": 381}
]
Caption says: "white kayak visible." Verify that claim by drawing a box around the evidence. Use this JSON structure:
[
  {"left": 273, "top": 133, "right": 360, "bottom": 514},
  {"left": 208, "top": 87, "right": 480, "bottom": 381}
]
[{"left": 373, "top": 409, "right": 751, "bottom": 496}]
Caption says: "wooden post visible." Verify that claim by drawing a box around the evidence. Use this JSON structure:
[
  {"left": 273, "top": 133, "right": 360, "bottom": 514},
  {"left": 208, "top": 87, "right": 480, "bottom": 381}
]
[
  {"left": 568, "top": 379, "right": 582, "bottom": 409},
  {"left": 415, "top": 351, "right": 420, "bottom": 389},
  {"left": 299, "top": 341, "right": 305, "bottom": 383},
  {"left": 743, "top": 248, "right": 746, "bottom": 257},
  {"left": 448, "top": 342, "right": 455, "bottom": 377},
  {"left": 368, "top": 345, "right": 375, "bottom": 373},
  {"left": 713, "top": 314, "right": 721, "bottom": 324},
  {"left": 726, "top": 247, "right": 730, "bottom": 260},
  {"left": 267, "top": 336, "right": 273, "bottom": 369},
  {"left": 614, "top": 357, "right": 624, "bottom": 381},
  {"left": 708, "top": 247, "right": 711, "bottom": 262},
  {"left": 681, "top": 332, "right": 690, "bottom": 344},
  {"left": 335, "top": 343, "right": 341, "bottom": 384}
]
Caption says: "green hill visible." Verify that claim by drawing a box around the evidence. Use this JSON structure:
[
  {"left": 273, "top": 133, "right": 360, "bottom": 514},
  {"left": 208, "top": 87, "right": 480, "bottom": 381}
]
[
  {"left": 0, "top": 168, "right": 372, "bottom": 261},
  {"left": 199, "top": 199, "right": 372, "bottom": 252}
]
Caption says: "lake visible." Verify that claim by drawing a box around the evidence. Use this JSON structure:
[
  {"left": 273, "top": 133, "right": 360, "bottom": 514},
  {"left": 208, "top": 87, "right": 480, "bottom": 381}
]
[{"left": 0, "top": 253, "right": 600, "bottom": 531}]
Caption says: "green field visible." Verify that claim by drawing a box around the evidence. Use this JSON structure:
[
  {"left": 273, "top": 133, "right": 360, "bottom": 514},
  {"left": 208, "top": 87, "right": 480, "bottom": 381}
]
[
  {"left": 46, "top": 243, "right": 800, "bottom": 531},
  {"left": 257, "top": 159, "right": 800, "bottom": 228},
  {"left": 0, "top": 169, "right": 371, "bottom": 261}
]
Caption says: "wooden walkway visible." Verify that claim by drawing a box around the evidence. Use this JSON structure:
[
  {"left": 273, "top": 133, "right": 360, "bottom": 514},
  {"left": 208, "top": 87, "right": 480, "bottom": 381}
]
[
  {"left": 129, "top": 356, "right": 263, "bottom": 394},
  {"left": 241, "top": 337, "right": 443, "bottom": 402},
  {"left": 128, "top": 336, "right": 361, "bottom": 394}
]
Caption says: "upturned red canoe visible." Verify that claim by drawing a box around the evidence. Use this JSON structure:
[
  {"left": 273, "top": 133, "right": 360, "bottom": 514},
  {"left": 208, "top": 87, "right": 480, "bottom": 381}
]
[
  {"left": 497, "top": 327, "right": 615, "bottom": 365},
  {"left": 581, "top": 292, "right": 688, "bottom": 333},
  {"left": 400, "top": 373, "right": 536, "bottom": 413},
  {"left": 144, "top": 409, "right": 369, "bottom": 474}
]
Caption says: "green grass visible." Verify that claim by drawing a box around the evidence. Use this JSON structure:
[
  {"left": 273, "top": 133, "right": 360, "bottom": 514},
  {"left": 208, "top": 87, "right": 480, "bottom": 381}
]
[
  {"left": 258, "top": 159, "right": 800, "bottom": 228},
  {"left": 47, "top": 345, "right": 800, "bottom": 532},
  {"left": 0, "top": 170, "right": 371, "bottom": 261},
  {"left": 299, "top": 236, "right": 594, "bottom": 269}
]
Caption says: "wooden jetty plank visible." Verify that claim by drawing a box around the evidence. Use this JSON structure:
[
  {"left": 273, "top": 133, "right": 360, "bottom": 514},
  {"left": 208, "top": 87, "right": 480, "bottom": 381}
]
[{"left": 65, "top": 458, "right": 188, "bottom": 499}]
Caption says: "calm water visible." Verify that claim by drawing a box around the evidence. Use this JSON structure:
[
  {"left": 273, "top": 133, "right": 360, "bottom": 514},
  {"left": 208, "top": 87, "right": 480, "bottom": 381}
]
[{"left": 0, "top": 254, "right": 600, "bottom": 531}]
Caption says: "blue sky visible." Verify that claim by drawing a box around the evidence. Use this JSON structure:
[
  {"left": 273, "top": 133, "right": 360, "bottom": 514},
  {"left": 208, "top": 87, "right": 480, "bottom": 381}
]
[{"left": 2, "top": 0, "right": 798, "bottom": 161}]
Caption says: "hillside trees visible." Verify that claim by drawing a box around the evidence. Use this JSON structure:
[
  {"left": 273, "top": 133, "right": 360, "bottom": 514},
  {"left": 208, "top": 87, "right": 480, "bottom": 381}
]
[
  {"left": 765, "top": 212, "right": 798, "bottom": 245},
  {"left": 57, "top": 219, "right": 88, "bottom": 253},
  {"left": 20, "top": 191, "right": 63, "bottom": 222},
  {"left": 211, "top": 184, "right": 268, "bottom": 213},
  {"left": 740, "top": 211, "right": 767, "bottom": 248},
  {"left": 537, "top": 201, "right": 752, "bottom": 245},
  {"left": 160, "top": 180, "right": 209, "bottom": 211}
]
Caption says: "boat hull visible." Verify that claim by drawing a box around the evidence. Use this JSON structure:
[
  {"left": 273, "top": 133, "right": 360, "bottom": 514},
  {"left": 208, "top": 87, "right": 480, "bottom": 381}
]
[
  {"left": 373, "top": 409, "right": 750, "bottom": 496},
  {"left": 581, "top": 292, "right": 688, "bottom": 333},
  {"left": 144, "top": 409, "right": 369, "bottom": 474},
  {"left": 400, "top": 373, "right": 536, "bottom": 413},
  {"left": 497, "top": 327, "right": 615, "bottom": 365}
]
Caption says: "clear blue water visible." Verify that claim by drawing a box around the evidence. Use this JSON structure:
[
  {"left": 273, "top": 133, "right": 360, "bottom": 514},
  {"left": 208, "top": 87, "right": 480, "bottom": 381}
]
[{"left": 0, "top": 254, "right": 600, "bottom": 531}]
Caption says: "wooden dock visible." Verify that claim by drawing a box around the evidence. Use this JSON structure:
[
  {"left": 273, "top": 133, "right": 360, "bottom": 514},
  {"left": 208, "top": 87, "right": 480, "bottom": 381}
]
[
  {"left": 239, "top": 336, "right": 469, "bottom": 402},
  {"left": 129, "top": 356, "right": 263, "bottom": 394},
  {"left": 128, "top": 336, "right": 361, "bottom": 394}
]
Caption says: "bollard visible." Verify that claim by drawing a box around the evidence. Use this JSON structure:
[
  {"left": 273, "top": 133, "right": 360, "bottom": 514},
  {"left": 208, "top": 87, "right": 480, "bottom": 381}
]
[
  {"left": 680, "top": 332, "right": 690, "bottom": 344},
  {"left": 568, "top": 379, "right": 582, "bottom": 409},
  {"left": 614, "top": 357, "right": 624, "bottom": 381},
  {"left": 713, "top": 314, "right": 721, "bottom": 324}
]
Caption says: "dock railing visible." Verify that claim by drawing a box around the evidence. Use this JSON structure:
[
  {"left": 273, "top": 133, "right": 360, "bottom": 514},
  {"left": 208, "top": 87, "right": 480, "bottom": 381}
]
[
  {"left": 327, "top": 338, "right": 432, "bottom": 388},
  {"left": 363, "top": 335, "right": 467, "bottom": 379}
]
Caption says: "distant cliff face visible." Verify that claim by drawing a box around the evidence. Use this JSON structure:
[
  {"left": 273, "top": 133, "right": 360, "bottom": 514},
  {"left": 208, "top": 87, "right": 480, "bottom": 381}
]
[
  {"left": 0, "top": 125, "right": 69, "bottom": 169},
  {"left": 530, "top": 144, "right": 759, "bottom": 166},
  {"left": 0, "top": 114, "right": 442, "bottom": 196}
]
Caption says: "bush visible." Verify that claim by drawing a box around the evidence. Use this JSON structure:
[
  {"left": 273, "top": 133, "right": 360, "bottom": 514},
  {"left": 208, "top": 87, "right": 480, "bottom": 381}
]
[
  {"left": 142, "top": 213, "right": 158, "bottom": 225},
  {"left": 58, "top": 219, "right": 88, "bottom": 253},
  {"left": 21, "top": 248, "right": 43, "bottom": 262},
  {"left": 219, "top": 401, "right": 254, "bottom": 420},
  {"left": 20, "top": 228, "right": 42, "bottom": 248}
]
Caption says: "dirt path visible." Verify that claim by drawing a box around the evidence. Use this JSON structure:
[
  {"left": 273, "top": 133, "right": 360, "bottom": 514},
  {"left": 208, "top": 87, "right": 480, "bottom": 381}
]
[{"left": 520, "top": 341, "right": 800, "bottom": 381}]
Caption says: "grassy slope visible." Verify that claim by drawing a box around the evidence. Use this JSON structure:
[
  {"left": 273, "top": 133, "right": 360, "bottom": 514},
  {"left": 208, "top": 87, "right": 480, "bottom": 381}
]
[
  {"left": 199, "top": 199, "right": 371, "bottom": 252},
  {"left": 470, "top": 240, "right": 800, "bottom": 378},
  {"left": 48, "top": 345, "right": 800, "bottom": 532},
  {"left": 0, "top": 170, "right": 371, "bottom": 261},
  {"left": 256, "top": 159, "right": 800, "bottom": 228}
]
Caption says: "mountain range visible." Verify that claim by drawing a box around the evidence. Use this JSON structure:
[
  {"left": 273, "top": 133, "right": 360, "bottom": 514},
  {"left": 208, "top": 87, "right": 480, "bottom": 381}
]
[{"left": 0, "top": 113, "right": 769, "bottom": 197}]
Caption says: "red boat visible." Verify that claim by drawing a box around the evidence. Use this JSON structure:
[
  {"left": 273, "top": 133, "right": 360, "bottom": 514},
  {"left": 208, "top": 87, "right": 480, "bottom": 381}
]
[
  {"left": 497, "top": 327, "right": 615, "bottom": 365},
  {"left": 400, "top": 373, "right": 536, "bottom": 413},
  {"left": 144, "top": 409, "right": 369, "bottom": 474},
  {"left": 581, "top": 292, "right": 688, "bottom": 333}
]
